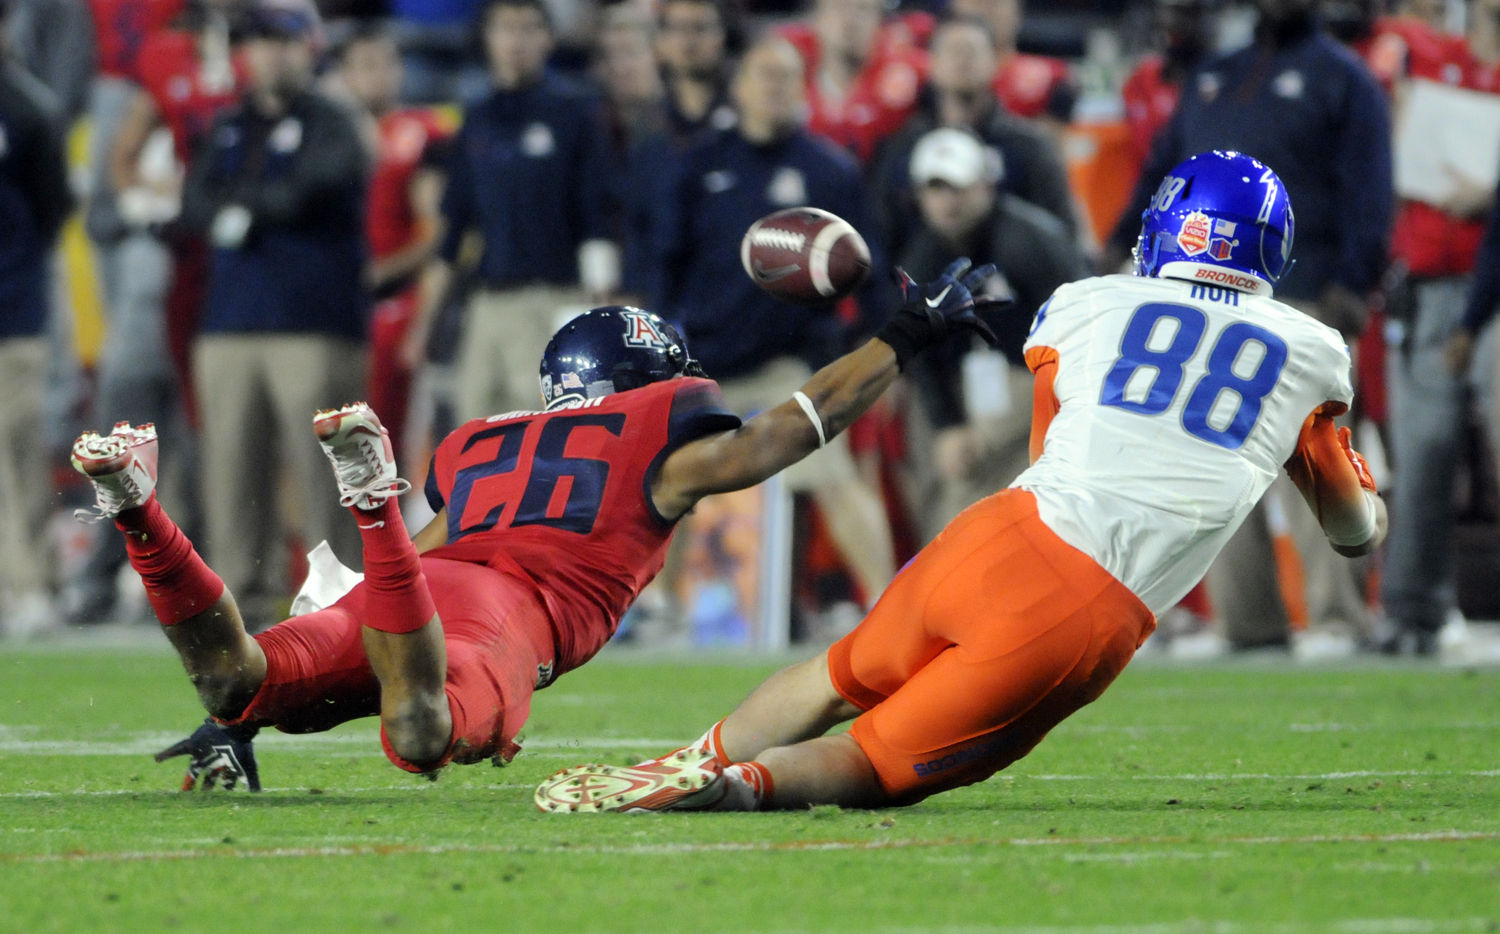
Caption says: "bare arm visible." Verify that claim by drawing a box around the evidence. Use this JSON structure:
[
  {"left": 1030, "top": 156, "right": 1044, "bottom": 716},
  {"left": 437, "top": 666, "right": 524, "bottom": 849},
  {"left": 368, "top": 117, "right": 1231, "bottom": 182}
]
[
  {"left": 400, "top": 257, "right": 455, "bottom": 370},
  {"left": 650, "top": 339, "right": 899, "bottom": 521},
  {"left": 411, "top": 508, "right": 449, "bottom": 553},
  {"left": 372, "top": 167, "right": 445, "bottom": 293},
  {"left": 110, "top": 90, "right": 162, "bottom": 193}
]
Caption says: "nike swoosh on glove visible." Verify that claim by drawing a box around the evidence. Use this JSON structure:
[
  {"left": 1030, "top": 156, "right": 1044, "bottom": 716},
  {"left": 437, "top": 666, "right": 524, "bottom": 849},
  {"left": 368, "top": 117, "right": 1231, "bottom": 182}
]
[{"left": 893, "top": 258, "right": 1006, "bottom": 346}]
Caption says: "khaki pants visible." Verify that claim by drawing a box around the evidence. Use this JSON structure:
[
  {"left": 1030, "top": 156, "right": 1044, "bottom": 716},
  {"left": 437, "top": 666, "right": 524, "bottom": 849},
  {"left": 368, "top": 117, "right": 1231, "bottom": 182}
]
[
  {"left": 0, "top": 338, "right": 49, "bottom": 597},
  {"left": 716, "top": 356, "right": 895, "bottom": 602},
  {"left": 457, "top": 285, "right": 586, "bottom": 421},
  {"left": 1207, "top": 297, "right": 1369, "bottom": 647},
  {"left": 194, "top": 334, "right": 366, "bottom": 623},
  {"left": 902, "top": 363, "right": 1035, "bottom": 545}
]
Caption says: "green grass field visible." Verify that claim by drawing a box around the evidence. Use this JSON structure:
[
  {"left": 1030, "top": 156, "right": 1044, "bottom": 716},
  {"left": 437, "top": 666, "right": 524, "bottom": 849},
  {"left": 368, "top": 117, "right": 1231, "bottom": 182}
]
[{"left": 2, "top": 642, "right": 1498, "bottom": 933}]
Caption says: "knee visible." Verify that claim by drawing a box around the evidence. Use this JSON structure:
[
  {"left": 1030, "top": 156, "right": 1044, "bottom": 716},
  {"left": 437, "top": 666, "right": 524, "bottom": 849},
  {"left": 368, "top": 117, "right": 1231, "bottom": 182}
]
[
  {"left": 192, "top": 665, "right": 264, "bottom": 722},
  {"left": 802, "top": 654, "right": 862, "bottom": 722},
  {"left": 382, "top": 695, "right": 453, "bottom": 770}
]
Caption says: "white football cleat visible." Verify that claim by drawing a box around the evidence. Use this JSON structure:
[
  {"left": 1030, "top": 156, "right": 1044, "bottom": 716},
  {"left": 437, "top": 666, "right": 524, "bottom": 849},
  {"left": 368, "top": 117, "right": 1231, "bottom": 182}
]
[
  {"left": 71, "top": 422, "right": 159, "bottom": 522},
  {"left": 534, "top": 748, "right": 727, "bottom": 814},
  {"left": 313, "top": 403, "right": 411, "bottom": 511}
]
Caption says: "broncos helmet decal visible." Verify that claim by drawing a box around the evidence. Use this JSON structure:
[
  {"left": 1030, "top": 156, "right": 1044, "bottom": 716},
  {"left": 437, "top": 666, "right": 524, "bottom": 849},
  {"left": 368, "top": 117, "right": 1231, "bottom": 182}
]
[{"left": 1134, "top": 150, "right": 1295, "bottom": 297}]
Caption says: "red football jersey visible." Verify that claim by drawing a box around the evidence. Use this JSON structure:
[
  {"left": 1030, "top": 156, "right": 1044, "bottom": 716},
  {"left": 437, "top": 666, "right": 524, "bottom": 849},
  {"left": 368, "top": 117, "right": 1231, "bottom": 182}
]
[
  {"left": 367, "top": 108, "right": 451, "bottom": 260},
  {"left": 777, "top": 22, "right": 928, "bottom": 163},
  {"left": 1362, "top": 16, "right": 1494, "bottom": 275},
  {"left": 993, "top": 52, "right": 1071, "bottom": 120},
  {"left": 87, "top": 0, "right": 184, "bottom": 80},
  {"left": 136, "top": 28, "right": 246, "bottom": 162},
  {"left": 423, "top": 378, "right": 741, "bottom": 672},
  {"left": 1121, "top": 55, "right": 1179, "bottom": 168}
]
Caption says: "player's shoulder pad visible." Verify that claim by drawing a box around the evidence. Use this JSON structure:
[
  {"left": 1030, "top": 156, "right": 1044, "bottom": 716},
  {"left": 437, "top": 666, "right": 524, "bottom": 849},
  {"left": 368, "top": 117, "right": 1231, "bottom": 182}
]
[
  {"left": 666, "top": 377, "right": 742, "bottom": 446},
  {"left": 1025, "top": 274, "right": 1115, "bottom": 346}
]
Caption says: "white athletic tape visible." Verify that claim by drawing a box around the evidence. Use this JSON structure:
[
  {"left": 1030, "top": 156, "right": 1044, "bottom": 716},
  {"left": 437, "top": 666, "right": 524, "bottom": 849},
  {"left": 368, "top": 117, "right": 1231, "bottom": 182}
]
[{"left": 792, "top": 391, "right": 826, "bottom": 448}]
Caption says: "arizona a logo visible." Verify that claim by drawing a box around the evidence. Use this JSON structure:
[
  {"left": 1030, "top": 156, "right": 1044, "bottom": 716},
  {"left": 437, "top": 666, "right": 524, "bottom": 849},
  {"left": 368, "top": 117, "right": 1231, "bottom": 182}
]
[{"left": 621, "top": 310, "right": 670, "bottom": 350}]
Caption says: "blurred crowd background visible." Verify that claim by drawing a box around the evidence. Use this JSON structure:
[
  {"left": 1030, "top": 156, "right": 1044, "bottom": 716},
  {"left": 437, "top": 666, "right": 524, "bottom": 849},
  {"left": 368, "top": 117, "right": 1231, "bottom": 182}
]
[{"left": 1, "top": 0, "right": 1497, "bottom": 658}]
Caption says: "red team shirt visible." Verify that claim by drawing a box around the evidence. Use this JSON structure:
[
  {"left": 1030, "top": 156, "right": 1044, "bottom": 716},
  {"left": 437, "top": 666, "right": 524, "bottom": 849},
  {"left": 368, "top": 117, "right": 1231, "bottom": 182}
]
[
  {"left": 1120, "top": 54, "right": 1180, "bottom": 186},
  {"left": 776, "top": 22, "right": 928, "bottom": 163},
  {"left": 1363, "top": 16, "right": 1500, "bottom": 277},
  {"left": 993, "top": 52, "right": 1072, "bottom": 120},
  {"left": 423, "top": 378, "right": 741, "bottom": 673},
  {"left": 87, "top": 0, "right": 185, "bottom": 80},
  {"left": 367, "top": 108, "right": 450, "bottom": 260},
  {"left": 136, "top": 28, "right": 247, "bottom": 162}
]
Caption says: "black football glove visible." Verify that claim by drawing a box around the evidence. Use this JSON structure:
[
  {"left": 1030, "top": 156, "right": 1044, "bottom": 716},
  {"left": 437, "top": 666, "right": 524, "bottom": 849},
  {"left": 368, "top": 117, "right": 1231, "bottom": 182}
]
[
  {"left": 877, "top": 258, "right": 1009, "bottom": 369},
  {"left": 154, "top": 717, "right": 262, "bottom": 792}
]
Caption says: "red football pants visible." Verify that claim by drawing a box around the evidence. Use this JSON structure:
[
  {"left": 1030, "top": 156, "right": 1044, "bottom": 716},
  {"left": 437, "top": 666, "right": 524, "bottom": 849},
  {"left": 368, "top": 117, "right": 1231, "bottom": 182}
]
[{"left": 232, "top": 557, "right": 556, "bottom": 771}]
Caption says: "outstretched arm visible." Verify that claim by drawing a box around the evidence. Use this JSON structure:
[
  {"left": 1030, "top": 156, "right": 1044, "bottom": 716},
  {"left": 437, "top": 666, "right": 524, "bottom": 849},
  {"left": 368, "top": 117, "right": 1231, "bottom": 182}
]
[
  {"left": 1284, "top": 406, "right": 1387, "bottom": 558},
  {"left": 651, "top": 340, "right": 899, "bottom": 520},
  {"left": 652, "top": 259, "right": 1006, "bottom": 521}
]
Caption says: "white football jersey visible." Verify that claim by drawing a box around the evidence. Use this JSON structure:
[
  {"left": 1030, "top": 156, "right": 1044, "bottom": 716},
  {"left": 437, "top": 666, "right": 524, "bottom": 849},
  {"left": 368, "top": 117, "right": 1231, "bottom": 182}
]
[{"left": 1013, "top": 274, "right": 1354, "bottom": 616}]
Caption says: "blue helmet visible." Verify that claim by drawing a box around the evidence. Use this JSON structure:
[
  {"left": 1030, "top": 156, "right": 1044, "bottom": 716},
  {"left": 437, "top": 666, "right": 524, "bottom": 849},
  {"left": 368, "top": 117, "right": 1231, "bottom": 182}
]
[
  {"left": 538, "top": 306, "right": 703, "bottom": 408},
  {"left": 1134, "top": 150, "right": 1294, "bottom": 296}
]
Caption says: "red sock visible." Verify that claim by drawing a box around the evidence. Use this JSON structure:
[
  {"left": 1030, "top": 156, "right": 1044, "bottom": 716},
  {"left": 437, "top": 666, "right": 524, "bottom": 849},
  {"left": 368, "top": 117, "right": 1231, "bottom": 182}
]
[
  {"left": 354, "top": 500, "right": 436, "bottom": 634},
  {"left": 117, "top": 497, "right": 225, "bottom": 626}
]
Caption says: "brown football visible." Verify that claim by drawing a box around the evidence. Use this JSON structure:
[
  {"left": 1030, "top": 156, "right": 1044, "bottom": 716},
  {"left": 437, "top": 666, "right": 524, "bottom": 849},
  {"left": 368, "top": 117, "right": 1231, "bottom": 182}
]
[{"left": 739, "top": 207, "right": 872, "bottom": 305}]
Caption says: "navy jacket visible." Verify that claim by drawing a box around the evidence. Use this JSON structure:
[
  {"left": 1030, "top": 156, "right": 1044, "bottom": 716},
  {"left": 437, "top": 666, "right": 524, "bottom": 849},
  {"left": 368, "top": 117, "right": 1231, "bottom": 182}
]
[
  {"left": 439, "top": 71, "right": 616, "bottom": 287},
  {"left": 0, "top": 61, "right": 70, "bottom": 340},
  {"left": 183, "top": 90, "right": 369, "bottom": 339},
  {"left": 1463, "top": 174, "right": 1500, "bottom": 334},
  {"left": 651, "top": 127, "right": 894, "bottom": 379},
  {"left": 1112, "top": 27, "right": 1393, "bottom": 301}
]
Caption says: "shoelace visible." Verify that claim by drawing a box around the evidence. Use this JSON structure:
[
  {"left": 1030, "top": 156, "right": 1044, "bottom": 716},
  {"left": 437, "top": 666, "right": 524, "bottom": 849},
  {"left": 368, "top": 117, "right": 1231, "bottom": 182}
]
[
  {"left": 324, "top": 434, "right": 411, "bottom": 508},
  {"left": 73, "top": 438, "right": 147, "bottom": 523}
]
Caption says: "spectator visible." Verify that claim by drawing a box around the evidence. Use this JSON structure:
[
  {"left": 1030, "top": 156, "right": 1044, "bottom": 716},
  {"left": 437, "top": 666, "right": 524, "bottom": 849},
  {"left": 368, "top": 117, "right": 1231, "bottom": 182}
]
[
  {"left": 656, "top": 0, "right": 736, "bottom": 137},
  {"left": 1119, "top": 0, "right": 1214, "bottom": 199},
  {"left": 870, "top": 13, "right": 1078, "bottom": 258},
  {"left": 115, "top": 0, "right": 245, "bottom": 408},
  {"left": 4, "top": 0, "right": 95, "bottom": 120},
  {"left": 775, "top": 0, "right": 927, "bottom": 163},
  {"left": 180, "top": 0, "right": 369, "bottom": 628},
  {"left": 595, "top": 3, "right": 665, "bottom": 150},
  {"left": 650, "top": 35, "right": 897, "bottom": 614},
  {"left": 405, "top": 0, "right": 619, "bottom": 422},
  {"left": 897, "top": 128, "right": 1085, "bottom": 541},
  {"left": 336, "top": 21, "right": 450, "bottom": 464},
  {"left": 1107, "top": 0, "right": 1393, "bottom": 653},
  {"left": 947, "top": 0, "right": 1075, "bottom": 124},
  {"left": 0, "top": 5, "right": 72, "bottom": 635},
  {"left": 616, "top": 0, "right": 737, "bottom": 305},
  {"left": 63, "top": 0, "right": 247, "bottom": 624},
  {"left": 1371, "top": 0, "right": 1498, "bottom": 655},
  {"left": 386, "top": 0, "right": 489, "bottom": 105},
  {"left": 1456, "top": 170, "right": 1500, "bottom": 477}
]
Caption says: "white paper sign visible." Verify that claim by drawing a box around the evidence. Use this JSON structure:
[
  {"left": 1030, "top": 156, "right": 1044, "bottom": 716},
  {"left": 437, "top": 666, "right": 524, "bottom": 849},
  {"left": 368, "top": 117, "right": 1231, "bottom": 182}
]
[{"left": 1393, "top": 78, "right": 1500, "bottom": 206}]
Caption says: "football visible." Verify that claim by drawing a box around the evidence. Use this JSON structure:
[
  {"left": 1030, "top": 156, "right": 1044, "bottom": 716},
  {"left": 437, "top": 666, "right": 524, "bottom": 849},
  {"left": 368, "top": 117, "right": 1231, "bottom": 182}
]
[{"left": 740, "top": 207, "right": 872, "bottom": 305}]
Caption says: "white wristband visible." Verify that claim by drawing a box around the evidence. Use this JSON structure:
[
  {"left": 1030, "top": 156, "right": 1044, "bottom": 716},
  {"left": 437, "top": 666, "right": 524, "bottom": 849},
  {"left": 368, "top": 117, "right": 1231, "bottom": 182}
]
[
  {"left": 792, "top": 391, "right": 826, "bottom": 448},
  {"left": 1325, "top": 490, "right": 1379, "bottom": 548}
]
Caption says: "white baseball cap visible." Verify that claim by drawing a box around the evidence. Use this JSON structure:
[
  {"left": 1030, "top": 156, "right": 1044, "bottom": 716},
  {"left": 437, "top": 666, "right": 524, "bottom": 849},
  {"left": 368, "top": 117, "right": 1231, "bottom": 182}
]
[{"left": 909, "top": 128, "right": 1004, "bottom": 188}]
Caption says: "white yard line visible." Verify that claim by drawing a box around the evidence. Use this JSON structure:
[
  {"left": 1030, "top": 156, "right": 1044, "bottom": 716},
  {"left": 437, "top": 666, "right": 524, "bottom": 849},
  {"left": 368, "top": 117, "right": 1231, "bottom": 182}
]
[
  {"left": 2, "top": 829, "right": 1496, "bottom": 865},
  {"left": 861, "top": 922, "right": 1498, "bottom": 934}
]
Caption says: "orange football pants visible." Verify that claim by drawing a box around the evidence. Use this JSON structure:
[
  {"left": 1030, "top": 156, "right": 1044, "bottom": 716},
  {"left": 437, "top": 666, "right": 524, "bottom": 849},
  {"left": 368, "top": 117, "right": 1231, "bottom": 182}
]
[{"left": 828, "top": 489, "right": 1156, "bottom": 803}]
